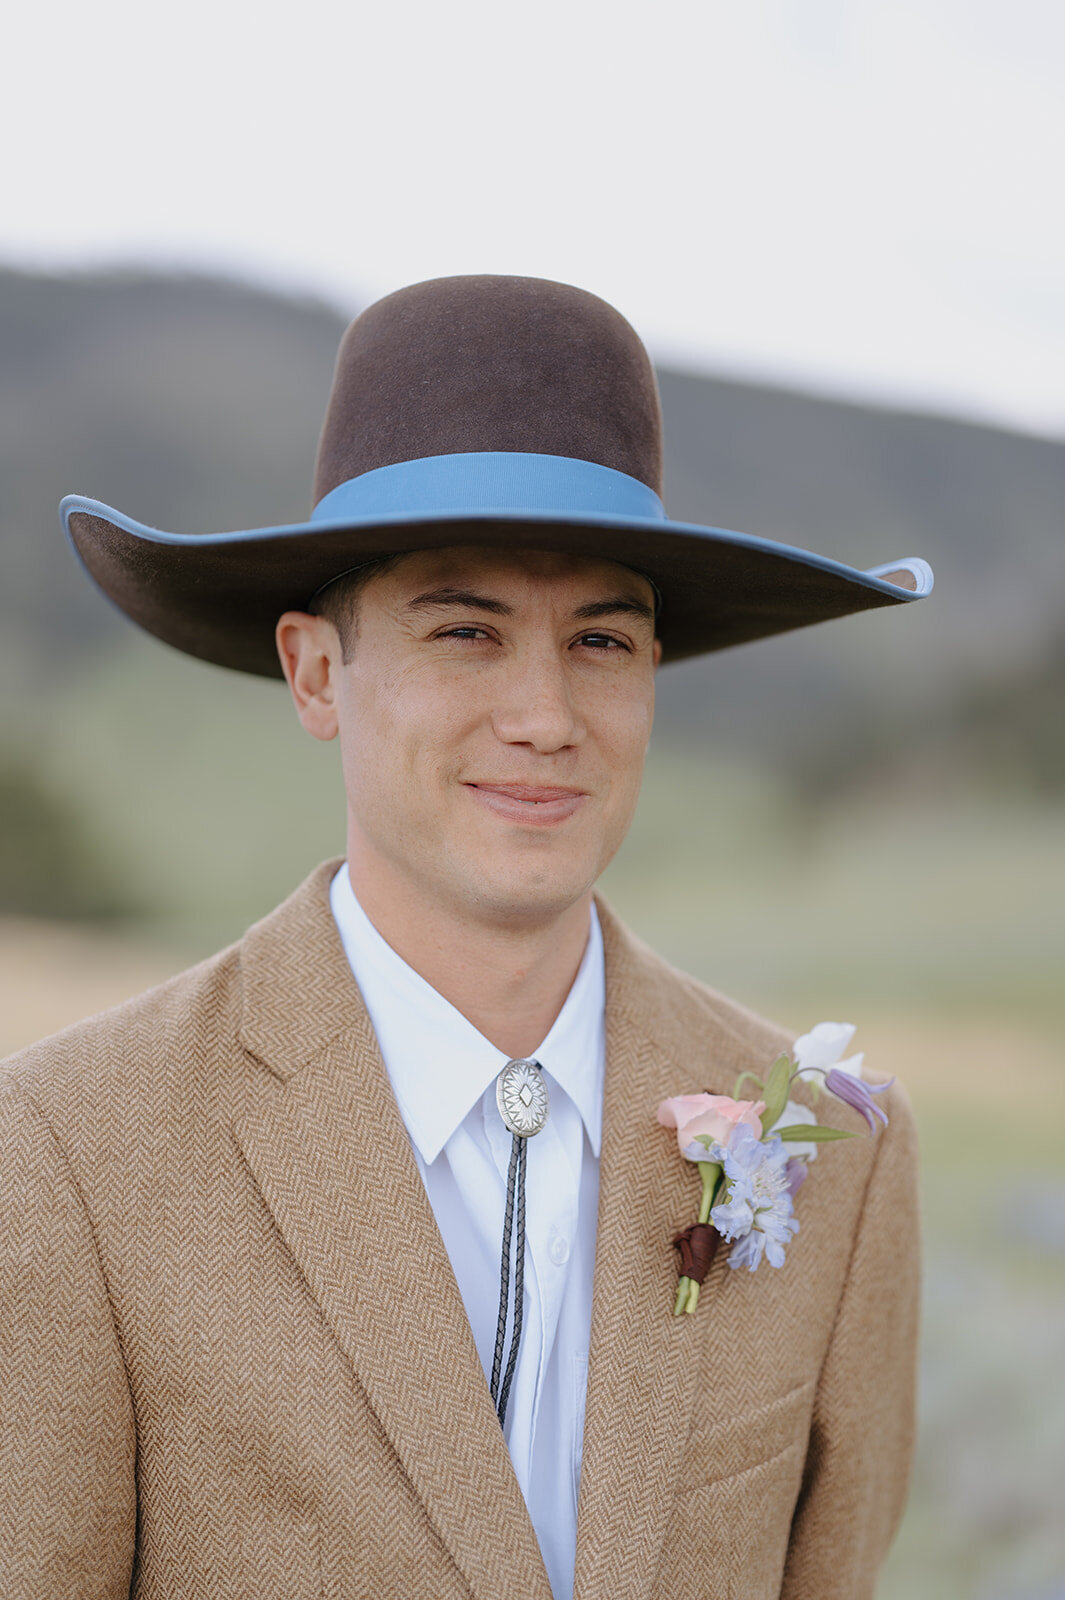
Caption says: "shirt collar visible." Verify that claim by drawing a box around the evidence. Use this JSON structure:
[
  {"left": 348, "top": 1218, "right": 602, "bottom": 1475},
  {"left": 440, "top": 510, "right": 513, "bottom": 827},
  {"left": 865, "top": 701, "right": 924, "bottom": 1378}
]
[{"left": 329, "top": 863, "right": 604, "bottom": 1164}]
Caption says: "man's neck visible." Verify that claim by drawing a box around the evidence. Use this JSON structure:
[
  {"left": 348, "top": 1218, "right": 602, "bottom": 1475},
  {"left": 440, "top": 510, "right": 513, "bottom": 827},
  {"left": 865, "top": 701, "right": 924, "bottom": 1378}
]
[{"left": 344, "top": 854, "right": 593, "bottom": 1061}]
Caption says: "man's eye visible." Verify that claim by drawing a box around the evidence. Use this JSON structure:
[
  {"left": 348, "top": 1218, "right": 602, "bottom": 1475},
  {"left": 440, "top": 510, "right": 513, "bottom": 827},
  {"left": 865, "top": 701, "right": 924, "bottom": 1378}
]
[
  {"left": 576, "top": 632, "right": 629, "bottom": 652},
  {"left": 439, "top": 626, "right": 490, "bottom": 641}
]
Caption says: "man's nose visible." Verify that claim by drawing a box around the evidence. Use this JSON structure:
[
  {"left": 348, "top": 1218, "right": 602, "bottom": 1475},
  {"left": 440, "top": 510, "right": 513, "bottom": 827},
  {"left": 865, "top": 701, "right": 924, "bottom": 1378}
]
[{"left": 490, "top": 649, "right": 586, "bottom": 752}]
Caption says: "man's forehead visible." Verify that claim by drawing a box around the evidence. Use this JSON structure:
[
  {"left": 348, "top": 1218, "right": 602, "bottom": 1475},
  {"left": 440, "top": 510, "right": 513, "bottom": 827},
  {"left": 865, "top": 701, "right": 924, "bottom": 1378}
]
[{"left": 375, "top": 544, "right": 656, "bottom": 607}]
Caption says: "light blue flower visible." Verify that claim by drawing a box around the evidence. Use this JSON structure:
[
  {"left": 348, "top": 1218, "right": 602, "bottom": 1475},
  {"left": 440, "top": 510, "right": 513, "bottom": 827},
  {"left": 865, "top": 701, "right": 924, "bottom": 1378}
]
[{"left": 710, "top": 1125, "right": 800, "bottom": 1272}]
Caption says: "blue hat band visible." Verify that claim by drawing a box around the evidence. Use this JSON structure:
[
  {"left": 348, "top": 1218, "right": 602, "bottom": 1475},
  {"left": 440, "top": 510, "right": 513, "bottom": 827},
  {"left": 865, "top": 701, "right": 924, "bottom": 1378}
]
[{"left": 310, "top": 451, "right": 667, "bottom": 525}]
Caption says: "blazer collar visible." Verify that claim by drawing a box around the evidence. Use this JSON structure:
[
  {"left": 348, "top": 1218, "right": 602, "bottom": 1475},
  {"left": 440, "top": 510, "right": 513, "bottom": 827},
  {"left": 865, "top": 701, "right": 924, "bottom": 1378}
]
[{"left": 232, "top": 860, "right": 553, "bottom": 1600}]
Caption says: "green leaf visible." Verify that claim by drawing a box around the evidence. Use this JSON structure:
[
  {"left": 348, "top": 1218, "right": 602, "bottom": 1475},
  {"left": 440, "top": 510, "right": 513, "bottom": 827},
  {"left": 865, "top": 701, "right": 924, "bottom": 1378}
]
[
  {"left": 758, "top": 1054, "right": 793, "bottom": 1133},
  {"left": 775, "top": 1123, "right": 858, "bottom": 1142}
]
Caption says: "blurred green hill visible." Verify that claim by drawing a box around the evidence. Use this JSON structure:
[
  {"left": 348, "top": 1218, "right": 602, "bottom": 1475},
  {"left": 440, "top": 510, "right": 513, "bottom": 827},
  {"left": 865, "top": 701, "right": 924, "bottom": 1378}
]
[
  {"left": 0, "top": 268, "right": 344, "bottom": 678},
  {"left": 1, "top": 264, "right": 1062, "bottom": 935}
]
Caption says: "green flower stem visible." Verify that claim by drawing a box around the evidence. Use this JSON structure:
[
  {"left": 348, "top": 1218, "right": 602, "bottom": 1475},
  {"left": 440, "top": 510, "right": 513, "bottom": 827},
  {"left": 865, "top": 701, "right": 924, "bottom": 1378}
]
[
  {"left": 732, "top": 1071, "right": 765, "bottom": 1097},
  {"left": 697, "top": 1161, "right": 723, "bottom": 1224},
  {"left": 674, "top": 1276, "right": 700, "bottom": 1315}
]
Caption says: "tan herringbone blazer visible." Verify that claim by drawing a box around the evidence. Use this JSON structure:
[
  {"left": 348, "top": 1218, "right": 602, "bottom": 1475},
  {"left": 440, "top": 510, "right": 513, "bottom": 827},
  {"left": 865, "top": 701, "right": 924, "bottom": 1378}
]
[{"left": 0, "top": 862, "right": 918, "bottom": 1600}]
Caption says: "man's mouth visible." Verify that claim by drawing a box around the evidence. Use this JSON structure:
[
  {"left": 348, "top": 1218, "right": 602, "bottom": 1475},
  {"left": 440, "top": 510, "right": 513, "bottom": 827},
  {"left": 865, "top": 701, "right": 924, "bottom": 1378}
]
[{"left": 464, "top": 783, "right": 588, "bottom": 825}]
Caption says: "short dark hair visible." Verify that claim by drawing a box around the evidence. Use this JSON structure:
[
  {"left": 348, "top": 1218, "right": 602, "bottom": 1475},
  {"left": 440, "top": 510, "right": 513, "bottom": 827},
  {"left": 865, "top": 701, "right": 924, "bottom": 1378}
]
[{"left": 306, "top": 554, "right": 404, "bottom": 662}]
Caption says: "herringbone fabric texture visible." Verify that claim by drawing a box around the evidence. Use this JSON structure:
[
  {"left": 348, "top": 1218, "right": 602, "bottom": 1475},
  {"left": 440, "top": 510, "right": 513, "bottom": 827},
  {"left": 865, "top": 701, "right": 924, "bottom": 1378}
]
[{"left": 0, "top": 862, "right": 919, "bottom": 1600}]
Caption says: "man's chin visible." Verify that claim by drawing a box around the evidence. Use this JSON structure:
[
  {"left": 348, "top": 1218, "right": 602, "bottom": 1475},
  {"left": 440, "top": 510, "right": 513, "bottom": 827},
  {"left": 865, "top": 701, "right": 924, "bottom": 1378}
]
[{"left": 459, "top": 862, "right": 598, "bottom": 929}]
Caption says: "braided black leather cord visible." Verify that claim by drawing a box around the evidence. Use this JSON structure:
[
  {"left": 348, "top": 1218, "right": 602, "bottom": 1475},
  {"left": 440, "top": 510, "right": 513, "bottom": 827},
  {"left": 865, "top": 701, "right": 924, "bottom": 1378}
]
[
  {"left": 496, "top": 1132, "right": 527, "bottom": 1427},
  {"left": 490, "top": 1133, "right": 521, "bottom": 1410}
]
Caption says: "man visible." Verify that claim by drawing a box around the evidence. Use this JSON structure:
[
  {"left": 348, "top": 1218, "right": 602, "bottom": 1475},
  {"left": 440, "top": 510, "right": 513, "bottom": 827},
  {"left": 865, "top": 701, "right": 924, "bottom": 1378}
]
[{"left": 1, "top": 275, "right": 930, "bottom": 1599}]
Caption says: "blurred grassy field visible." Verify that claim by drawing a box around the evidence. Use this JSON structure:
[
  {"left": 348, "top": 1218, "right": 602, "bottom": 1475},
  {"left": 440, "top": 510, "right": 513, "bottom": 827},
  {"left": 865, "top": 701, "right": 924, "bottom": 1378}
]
[{"left": 3, "top": 642, "right": 1063, "bottom": 1598}]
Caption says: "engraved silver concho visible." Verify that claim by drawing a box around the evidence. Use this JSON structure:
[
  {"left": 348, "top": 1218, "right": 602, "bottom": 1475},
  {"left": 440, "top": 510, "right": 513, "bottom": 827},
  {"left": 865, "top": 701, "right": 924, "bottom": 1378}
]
[{"left": 496, "top": 1058, "right": 550, "bottom": 1138}]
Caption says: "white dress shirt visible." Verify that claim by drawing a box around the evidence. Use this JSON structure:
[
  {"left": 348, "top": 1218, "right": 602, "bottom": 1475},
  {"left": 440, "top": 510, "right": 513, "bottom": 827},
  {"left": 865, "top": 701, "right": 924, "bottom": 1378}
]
[{"left": 329, "top": 864, "right": 604, "bottom": 1600}]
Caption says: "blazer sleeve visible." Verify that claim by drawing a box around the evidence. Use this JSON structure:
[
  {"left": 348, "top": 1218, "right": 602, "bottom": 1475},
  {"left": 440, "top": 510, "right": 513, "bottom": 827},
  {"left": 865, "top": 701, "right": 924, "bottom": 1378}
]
[
  {"left": 0, "top": 1083, "right": 137, "bottom": 1600},
  {"left": 780, "top": 1081, "right": 921, "bottom": 1600}
]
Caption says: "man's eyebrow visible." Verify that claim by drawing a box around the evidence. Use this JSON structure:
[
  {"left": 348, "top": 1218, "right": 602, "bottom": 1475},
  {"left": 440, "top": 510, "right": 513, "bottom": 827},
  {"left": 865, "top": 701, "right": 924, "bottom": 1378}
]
[
  {"left": 401, "top": 587, "right": 655, "bottom": 624},
  {"left": 573, "top": 596, "right": 656, "bottom": 624},
  {"left": 403, "top": 587, "right": 514, "bottom": 616}
]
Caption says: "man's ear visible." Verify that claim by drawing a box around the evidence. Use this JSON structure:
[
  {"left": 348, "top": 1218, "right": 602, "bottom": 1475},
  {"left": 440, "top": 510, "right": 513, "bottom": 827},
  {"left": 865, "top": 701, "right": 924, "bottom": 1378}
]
[
  {"left": 275, "top": 612, "right": 341, "bottom": 741},
  {"left": 652, "top": 638, "right": 663, "bottom": 668}
]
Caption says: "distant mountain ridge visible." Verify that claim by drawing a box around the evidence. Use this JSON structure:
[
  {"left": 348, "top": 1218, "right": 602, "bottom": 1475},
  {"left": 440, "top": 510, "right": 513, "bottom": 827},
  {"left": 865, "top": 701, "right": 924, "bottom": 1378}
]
[{"left": 2, "top": 265, "right": 1061, "bottom": 785}]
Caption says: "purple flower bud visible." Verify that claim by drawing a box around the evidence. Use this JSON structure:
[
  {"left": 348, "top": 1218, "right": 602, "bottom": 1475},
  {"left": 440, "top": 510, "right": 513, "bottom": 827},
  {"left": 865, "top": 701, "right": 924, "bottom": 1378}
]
[
  {"left": 824, "top": 1068, "right": 893, "bottom": 1133},
  {"left": 785, "top": 1158, "right": 808, "bottom": 1197}
]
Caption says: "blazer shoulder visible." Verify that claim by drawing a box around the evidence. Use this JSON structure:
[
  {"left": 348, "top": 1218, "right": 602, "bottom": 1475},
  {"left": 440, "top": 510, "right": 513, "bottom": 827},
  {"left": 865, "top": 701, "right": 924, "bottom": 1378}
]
[
  {"left": 0, "top": 859, "right": 347, "bottom": 1161},
  {"left": 0, "top": 935, "right": 245, "bottom": 1132},
  {"left": 664, "top": 957, "right": 794, "bottom": 1066},
  {"left": 598, "top": 899, "right": 794, "bottom": 1070},
  {"left": 658, "top": 951, "right": 918, "bottom": 1166}
]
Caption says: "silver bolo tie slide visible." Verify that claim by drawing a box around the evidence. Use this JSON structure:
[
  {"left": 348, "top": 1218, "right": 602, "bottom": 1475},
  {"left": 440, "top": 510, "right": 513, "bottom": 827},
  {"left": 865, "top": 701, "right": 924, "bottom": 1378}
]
[{"left": 490, "top": 1058, "right": 549, "bottom": 1427}]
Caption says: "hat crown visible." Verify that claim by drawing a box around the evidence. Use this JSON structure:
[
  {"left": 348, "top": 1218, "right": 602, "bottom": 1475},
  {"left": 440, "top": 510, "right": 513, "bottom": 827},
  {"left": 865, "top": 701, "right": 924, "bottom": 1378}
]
[{"left": 312, "top": 275, "right": 663, "bottom": 507}]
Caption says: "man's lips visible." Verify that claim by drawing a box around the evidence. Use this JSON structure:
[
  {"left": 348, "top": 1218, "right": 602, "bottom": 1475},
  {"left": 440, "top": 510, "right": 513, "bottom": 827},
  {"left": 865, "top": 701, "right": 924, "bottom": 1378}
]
[
  {"left": 472, "top": 783, "right": 585, "bottom": 803},
  {"left": 465, "top": 782, "right": 588, "bottom": 824}
]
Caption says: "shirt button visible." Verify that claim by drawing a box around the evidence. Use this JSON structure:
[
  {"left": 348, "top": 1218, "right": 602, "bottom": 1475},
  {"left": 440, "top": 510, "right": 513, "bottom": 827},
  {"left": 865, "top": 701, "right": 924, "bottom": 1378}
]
[{"left": 549, "top": 1234, "right": 570, "bottom": 1265}]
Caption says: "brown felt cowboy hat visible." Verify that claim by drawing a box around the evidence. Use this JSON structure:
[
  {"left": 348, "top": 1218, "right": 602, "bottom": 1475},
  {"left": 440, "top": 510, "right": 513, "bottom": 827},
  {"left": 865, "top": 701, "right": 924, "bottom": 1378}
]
[{"left": 61, "top": 274, "right": 932, "bottom": 676}]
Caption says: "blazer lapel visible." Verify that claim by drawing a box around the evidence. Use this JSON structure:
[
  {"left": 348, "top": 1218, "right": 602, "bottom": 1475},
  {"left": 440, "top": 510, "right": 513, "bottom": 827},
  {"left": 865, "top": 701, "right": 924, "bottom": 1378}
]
[
  {"left": 230, "top": 862, "right": 552, "bottom": 1600},
  {"left": 573, "top": 905, "right": 744, "bottom": 1600}
]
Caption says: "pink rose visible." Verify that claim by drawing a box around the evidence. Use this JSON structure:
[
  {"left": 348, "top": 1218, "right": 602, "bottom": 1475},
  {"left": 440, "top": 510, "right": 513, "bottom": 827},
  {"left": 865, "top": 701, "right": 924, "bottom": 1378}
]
[{"left": 657, "top": 1093, "right": 766, "bottom": 1162}]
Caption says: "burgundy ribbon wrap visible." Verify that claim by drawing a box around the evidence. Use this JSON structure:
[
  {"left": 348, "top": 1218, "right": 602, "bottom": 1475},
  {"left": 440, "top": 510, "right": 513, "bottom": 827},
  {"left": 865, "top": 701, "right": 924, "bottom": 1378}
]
[{"left": 672, "top": 1222, "right": 720, "bottom": 1284}]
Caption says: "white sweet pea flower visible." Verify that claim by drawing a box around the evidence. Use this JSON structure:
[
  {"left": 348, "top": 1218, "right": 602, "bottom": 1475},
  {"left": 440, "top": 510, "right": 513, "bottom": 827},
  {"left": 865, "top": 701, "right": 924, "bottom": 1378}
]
[
  {"left": 776, "top": 1099, "right": 820, "bottom": 1162},
  {"left": 793, "top": 1020, "right": 864, "bottom": 1083}
]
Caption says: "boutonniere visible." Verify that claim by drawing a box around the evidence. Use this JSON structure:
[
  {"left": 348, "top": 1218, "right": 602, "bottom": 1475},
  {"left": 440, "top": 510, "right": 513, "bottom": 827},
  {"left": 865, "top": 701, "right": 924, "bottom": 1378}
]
[{"left": 657, "top": 1022, "right": 891, "bottom": 1314}]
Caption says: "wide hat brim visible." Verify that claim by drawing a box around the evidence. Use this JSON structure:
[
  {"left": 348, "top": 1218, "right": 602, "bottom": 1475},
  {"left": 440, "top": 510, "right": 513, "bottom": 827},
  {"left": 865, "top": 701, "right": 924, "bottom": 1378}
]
[{"left": 62, "top": 450, "right": 932, "bottom": 678}]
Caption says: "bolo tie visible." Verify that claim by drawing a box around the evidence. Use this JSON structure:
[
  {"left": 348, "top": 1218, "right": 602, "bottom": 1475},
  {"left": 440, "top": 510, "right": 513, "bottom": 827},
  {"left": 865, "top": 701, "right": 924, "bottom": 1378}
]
[{"left": 490, "top": 1058, "right": 549, "bottom": 1427}]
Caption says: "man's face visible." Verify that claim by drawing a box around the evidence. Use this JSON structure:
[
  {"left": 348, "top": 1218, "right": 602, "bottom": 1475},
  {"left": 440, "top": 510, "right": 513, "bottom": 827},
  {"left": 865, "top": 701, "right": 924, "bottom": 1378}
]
[{"left": 325, "top": 545, "right": 660, "bottom": 929}]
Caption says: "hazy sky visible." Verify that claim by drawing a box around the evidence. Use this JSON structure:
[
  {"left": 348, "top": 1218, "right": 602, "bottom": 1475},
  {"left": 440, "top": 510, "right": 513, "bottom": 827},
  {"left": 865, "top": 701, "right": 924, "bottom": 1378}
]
[{"left": 5, "top": 0, "right": 1063, "bottom": 435}]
